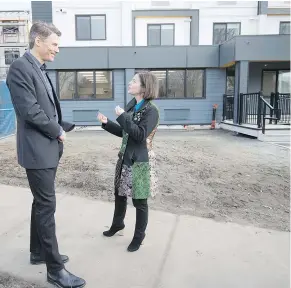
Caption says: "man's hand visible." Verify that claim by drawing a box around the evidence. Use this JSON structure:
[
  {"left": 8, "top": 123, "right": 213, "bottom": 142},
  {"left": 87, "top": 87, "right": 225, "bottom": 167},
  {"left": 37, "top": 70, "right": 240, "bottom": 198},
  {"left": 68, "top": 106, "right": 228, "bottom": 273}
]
[
  {"left": 97, "top": 112, "right": 108, "bottom": 124},
  {"left": 115, "top": 105, "right": 125, "bottom": 117},
  {"left": 58, "top": 131, "right": 66, "bottom": 142}
]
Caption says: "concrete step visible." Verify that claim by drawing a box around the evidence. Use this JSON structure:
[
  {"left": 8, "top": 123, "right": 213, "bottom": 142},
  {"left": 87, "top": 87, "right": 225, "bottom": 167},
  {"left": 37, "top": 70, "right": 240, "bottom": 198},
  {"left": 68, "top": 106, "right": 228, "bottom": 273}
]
[
  {"left": 264, "top": 129, "right": 290, "bottom": 136},
  {"left": 258, "top": 133, "right": 290, "bottom": 142}
]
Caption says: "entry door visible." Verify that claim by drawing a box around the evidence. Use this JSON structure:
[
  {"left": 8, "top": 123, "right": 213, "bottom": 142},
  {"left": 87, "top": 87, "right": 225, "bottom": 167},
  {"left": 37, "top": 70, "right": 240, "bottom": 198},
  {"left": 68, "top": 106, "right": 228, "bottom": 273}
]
[{"left": 262, "top": 71, "right": 277, "bottom": 98}]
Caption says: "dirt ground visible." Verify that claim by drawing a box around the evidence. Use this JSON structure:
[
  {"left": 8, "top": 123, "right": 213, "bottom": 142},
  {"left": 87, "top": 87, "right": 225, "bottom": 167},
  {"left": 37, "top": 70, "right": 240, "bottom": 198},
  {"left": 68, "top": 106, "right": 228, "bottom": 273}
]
[
  {"left": 0, "top": 272, "right": 46, "bottom": 288},
  {"left": 0, "top": 129, "right": 289, "bottom": 231}
]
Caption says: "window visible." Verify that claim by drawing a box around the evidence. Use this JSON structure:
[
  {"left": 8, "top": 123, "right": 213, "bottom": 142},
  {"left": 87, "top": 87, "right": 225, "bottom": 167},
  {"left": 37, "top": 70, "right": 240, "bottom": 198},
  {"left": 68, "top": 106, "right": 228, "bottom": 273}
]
[
  {"left": 213, "top": 23, "right": 240, "bottom": 45},
  {"left": 186, "top": 70, "right": 204, "bottom": 98},
  {"left": 1, "top": 20, "right": 20, "bottom": 43},
  {"left": 262, "top": 70, "right": 290, "bottom": 96},
  {"left": 58, "top": 70, "right": 112, "bottom": 100},
  {"left": 76, "top": 15, "right": 106, "bottom": 40},
  {"left": 4, "top": 49, "right": 20, "bottom": 65},
  {"left": 58, "top": 72, "right": 75, "bottom": 100},
  {"left": 226, "top": 66, "right": 235, "bottom": 94},
  {"left": 135, "top": 69, "right": 205, "bottom": 99},
  {"left": 279, "top": 22, "right": 290, "bottom": 34},
  {"left": 147, "top": 24, "right": 174, "bottom": 46}
]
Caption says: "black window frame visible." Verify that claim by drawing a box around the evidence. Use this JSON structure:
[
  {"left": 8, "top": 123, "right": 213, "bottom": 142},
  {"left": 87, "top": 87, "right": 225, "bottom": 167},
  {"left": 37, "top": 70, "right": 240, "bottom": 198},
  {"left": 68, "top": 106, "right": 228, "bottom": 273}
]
[
  {"left": 56, "top": 70, "right": 114, "bottom": 101},
  {"left": 279, "top": 21, "right": 290, "bottom": 35},
  {"left": 135, "top": 68, "right": 206, "bottom": 100},
  {"left": 75, "top": 14, "right": 107, "bottom": 41},
  {"left": 147, "top": 23, "right": 175, "bottom": 46},
  {"left": 212, "top": 22, "right": 241, "bottom": 45}
]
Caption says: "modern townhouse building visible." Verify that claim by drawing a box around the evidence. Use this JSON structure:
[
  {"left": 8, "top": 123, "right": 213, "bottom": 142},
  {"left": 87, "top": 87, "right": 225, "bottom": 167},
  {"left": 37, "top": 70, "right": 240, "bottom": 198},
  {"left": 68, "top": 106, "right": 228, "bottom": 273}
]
[{"left": 27, "top": 1, "right": 290, "bottom": 128}]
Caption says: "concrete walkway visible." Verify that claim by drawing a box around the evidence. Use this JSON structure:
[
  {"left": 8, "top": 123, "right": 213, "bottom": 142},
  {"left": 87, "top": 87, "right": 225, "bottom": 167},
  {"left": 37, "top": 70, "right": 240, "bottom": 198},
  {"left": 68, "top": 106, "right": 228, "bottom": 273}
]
[{"left": 0, "top": 184, "right": 289, "bottom": 288}]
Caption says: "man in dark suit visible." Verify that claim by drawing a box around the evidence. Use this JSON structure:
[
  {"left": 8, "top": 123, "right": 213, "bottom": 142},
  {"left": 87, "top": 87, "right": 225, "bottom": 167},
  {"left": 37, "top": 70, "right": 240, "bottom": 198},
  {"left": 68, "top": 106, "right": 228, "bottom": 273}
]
[{"left": 6, "top": 21, "right": 86, "bottom": 288}]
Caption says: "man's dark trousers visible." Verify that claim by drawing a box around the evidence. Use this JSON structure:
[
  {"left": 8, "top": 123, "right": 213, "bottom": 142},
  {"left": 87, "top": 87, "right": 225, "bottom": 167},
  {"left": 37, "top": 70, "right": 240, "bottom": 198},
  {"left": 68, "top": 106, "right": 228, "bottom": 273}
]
[{"left": 27, "top": 144, "right": 64, "bottom": 272}]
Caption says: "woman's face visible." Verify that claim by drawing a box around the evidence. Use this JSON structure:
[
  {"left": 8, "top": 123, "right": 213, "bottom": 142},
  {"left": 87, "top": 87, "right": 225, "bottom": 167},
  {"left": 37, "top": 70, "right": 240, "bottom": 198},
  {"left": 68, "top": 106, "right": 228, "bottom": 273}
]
[{"left": 128, "top": 74, "right": 142, "bottom": 96}]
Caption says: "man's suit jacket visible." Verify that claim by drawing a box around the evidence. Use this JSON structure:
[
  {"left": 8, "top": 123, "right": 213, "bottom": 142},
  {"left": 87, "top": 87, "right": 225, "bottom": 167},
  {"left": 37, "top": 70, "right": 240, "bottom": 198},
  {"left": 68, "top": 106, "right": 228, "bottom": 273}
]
[{"left": 6, "top": 52, "right": 75, "bottom": 169}]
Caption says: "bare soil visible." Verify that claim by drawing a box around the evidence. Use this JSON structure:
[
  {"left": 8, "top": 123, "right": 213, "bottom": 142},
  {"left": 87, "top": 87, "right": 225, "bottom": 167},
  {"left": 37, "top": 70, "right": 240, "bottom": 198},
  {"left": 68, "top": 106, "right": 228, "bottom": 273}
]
[
  {"left": 0, "top": 272, "right": 46, "bottom": 288},
  {"left": 0, "top": 129, "right": 289, "bottom": 231}
]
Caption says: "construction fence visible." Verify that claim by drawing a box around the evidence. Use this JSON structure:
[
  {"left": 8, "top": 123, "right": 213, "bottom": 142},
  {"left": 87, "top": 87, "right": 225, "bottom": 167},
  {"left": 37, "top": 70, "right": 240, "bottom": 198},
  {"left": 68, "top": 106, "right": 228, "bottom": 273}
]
[{"left": 0, "top": 80, "right": 15, "bottom": 139}]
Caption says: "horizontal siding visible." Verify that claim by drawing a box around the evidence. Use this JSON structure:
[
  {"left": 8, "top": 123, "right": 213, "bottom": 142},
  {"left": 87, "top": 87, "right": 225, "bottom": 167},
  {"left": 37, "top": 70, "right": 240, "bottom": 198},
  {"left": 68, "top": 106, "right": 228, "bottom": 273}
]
[
  {"left": 59, "top": 70, "right": 125, "bottom": 126},
  {"left": 155, "top": 69, "right": 226, "bottom": 125},
  {"left": 31, "top": 1, "right": 53, "bottom": 23}
]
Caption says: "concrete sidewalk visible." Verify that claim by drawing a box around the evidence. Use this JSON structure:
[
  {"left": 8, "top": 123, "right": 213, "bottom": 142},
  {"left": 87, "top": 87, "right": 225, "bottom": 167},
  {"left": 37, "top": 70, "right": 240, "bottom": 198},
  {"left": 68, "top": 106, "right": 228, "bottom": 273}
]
[{"left": 0, "top": 184, "right": 289, "bottom": 288}]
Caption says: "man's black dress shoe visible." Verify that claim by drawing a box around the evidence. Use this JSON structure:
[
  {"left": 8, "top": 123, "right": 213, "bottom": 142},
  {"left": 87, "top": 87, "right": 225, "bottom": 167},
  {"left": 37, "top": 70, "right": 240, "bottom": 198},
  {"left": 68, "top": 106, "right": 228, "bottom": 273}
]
[
  {"left": 30, "top": 253, "right": 69, "bottom": 265},
  {"left": 47, "top": 268, "right": 86, "bottom": 288}
]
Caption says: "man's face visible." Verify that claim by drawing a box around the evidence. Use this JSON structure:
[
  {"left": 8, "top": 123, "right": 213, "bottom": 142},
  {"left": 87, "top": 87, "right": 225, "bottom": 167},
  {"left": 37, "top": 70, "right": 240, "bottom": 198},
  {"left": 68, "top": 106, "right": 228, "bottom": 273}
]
[{"left": 36, "top": 33, "right": 60, "bottom": 62}]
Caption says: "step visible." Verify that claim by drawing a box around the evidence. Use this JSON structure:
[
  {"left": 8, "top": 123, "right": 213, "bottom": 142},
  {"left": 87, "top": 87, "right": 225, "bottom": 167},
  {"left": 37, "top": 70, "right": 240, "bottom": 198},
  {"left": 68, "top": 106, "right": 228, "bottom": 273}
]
[{"left": 258, "top": 133, "right": 290, "bottom": 142}]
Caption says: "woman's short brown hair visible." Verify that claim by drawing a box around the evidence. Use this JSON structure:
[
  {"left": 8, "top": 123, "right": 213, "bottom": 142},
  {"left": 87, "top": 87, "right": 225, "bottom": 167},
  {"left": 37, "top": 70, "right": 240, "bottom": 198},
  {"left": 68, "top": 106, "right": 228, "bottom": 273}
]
[{"left": 138, "top": 71, "right": 159, "bottom": 100}]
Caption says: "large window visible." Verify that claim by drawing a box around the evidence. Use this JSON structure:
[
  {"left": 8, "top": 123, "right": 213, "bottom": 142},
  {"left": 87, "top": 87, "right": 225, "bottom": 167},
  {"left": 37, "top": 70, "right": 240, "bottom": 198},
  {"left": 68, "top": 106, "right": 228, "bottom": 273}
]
[
  {"left": 147, "top": 24, "right": 174, "bottom": 46},
  {"left": 4, "top": 49, "right": 20, "bottom": 65},
  {"left": 75, "top": 15, "right": 106, "bottom": 40},
  {"left": 279, "top": 22, "right": 290, "bottom": 35},
  {"left": 136, "top": 69, "right": 205, "bottom": 99},
  {"left": 262, "top": 70, "right": 290, "bottom": 96},
  {"left": 58, "top": 70, "right": 113, "bottom": 100},
  {"left": 213, "top": 23, "right": 240, "bottom": 45}
]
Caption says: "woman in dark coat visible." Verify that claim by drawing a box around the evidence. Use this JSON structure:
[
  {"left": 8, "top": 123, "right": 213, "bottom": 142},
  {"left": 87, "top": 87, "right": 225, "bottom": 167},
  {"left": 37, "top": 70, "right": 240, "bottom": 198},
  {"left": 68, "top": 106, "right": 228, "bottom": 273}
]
[{"left": 97, "top": 71, "right": 159, "bottom": 252}]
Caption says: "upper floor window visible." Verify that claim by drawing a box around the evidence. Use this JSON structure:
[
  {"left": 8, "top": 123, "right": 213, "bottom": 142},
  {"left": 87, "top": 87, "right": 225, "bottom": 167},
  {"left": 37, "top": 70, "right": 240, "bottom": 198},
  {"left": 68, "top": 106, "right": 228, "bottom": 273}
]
[
  {"left": 147, "top": 24, "right": 174, "bottom": 46},
  {"left": 213, "top": 23, "right": 240, "bottom": 45},
  {"left": 4, "top": 48, "right": 20, "bottom": 65},
  {"left": 279, "top": 22, "right": 290, "bottom": 34},
  {"left": 75, "top": 15, "right": 106, "bottom": 41}
]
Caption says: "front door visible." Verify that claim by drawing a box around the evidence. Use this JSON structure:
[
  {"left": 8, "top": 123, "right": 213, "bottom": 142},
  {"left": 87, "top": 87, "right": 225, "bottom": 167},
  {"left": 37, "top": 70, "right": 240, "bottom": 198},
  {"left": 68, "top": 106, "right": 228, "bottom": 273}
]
[{"left": 262, "top": 70, "right": 277, "bottom": 98}]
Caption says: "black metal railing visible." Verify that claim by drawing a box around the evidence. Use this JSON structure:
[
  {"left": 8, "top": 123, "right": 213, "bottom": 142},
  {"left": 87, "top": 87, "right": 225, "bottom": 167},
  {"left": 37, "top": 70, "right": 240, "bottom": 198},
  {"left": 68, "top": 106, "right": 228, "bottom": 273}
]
[
  {"left": 237, "top": 91, "right": 290, "bottom": 134},
  {"left": 222, "top": 94, "right": 234, "bottom": 120},
  {"left": 261, "top": 97, "right": 280, "bottom": 134},
  {"left": 238, "top": 92, "right": 262, "bottom": 126},
  {"left": 270, "top": 92, "right": 290, "bottom": 124}
]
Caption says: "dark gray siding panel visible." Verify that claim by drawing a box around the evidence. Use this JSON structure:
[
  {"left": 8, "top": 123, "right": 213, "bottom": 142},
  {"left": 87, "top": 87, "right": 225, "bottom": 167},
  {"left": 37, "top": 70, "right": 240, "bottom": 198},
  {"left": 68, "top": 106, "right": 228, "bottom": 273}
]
[
  {"left": 60, "top": 70, "right": 125, "bottom": 126},
  {"left": 125, "top": 69, "right": 135, "bottom": 104},
  {"left": 187, "top": 46, "right": 219, "bottom": 67},
  {"left": 219, "top": 37, "right": 236, "bottom": 66},
  {"left": 258, "top": 1, "right": 268, "bottom": 15},
  {"left": 109, "top": 47, "right": 187, "bottom": 68},
  {"left": 248, "top": 61, "right": 291, "bottom": 93},
  {"left": 155, "top": 69, "right": 226, "bottom": 125},
  {"left": 31, "top": 1, "right": 52, "bottom": 23},
  {"left": 48, "top": 46, "right": 220, "bottom": 70},
  {"left": 49, "top": 48, "right": 109, "bottom": 69},
  {"left": 235, "top": 35, "right": 290, "bottom": 61}
]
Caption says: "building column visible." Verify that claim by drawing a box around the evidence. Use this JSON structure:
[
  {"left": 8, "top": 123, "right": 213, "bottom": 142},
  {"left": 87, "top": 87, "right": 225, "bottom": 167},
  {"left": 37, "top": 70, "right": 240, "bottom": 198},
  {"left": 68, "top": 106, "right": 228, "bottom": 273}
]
[{"left": 234, "top": 61, "right": 249, "bottom": 123}]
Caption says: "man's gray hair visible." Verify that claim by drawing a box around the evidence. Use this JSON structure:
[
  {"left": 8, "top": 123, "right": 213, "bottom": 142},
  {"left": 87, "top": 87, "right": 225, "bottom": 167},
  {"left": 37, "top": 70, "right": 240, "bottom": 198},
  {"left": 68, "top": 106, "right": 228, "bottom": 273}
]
[{"left": 29, "top": 21, "right": 61, "bottom": 49}]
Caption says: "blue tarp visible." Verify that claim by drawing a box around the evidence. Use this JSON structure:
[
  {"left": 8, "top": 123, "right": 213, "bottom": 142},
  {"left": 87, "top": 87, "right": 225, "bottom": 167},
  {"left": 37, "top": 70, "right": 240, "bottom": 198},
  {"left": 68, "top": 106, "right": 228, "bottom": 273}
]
[{"left": 0, "top": 80, "right": 16, "bottom": 138}]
